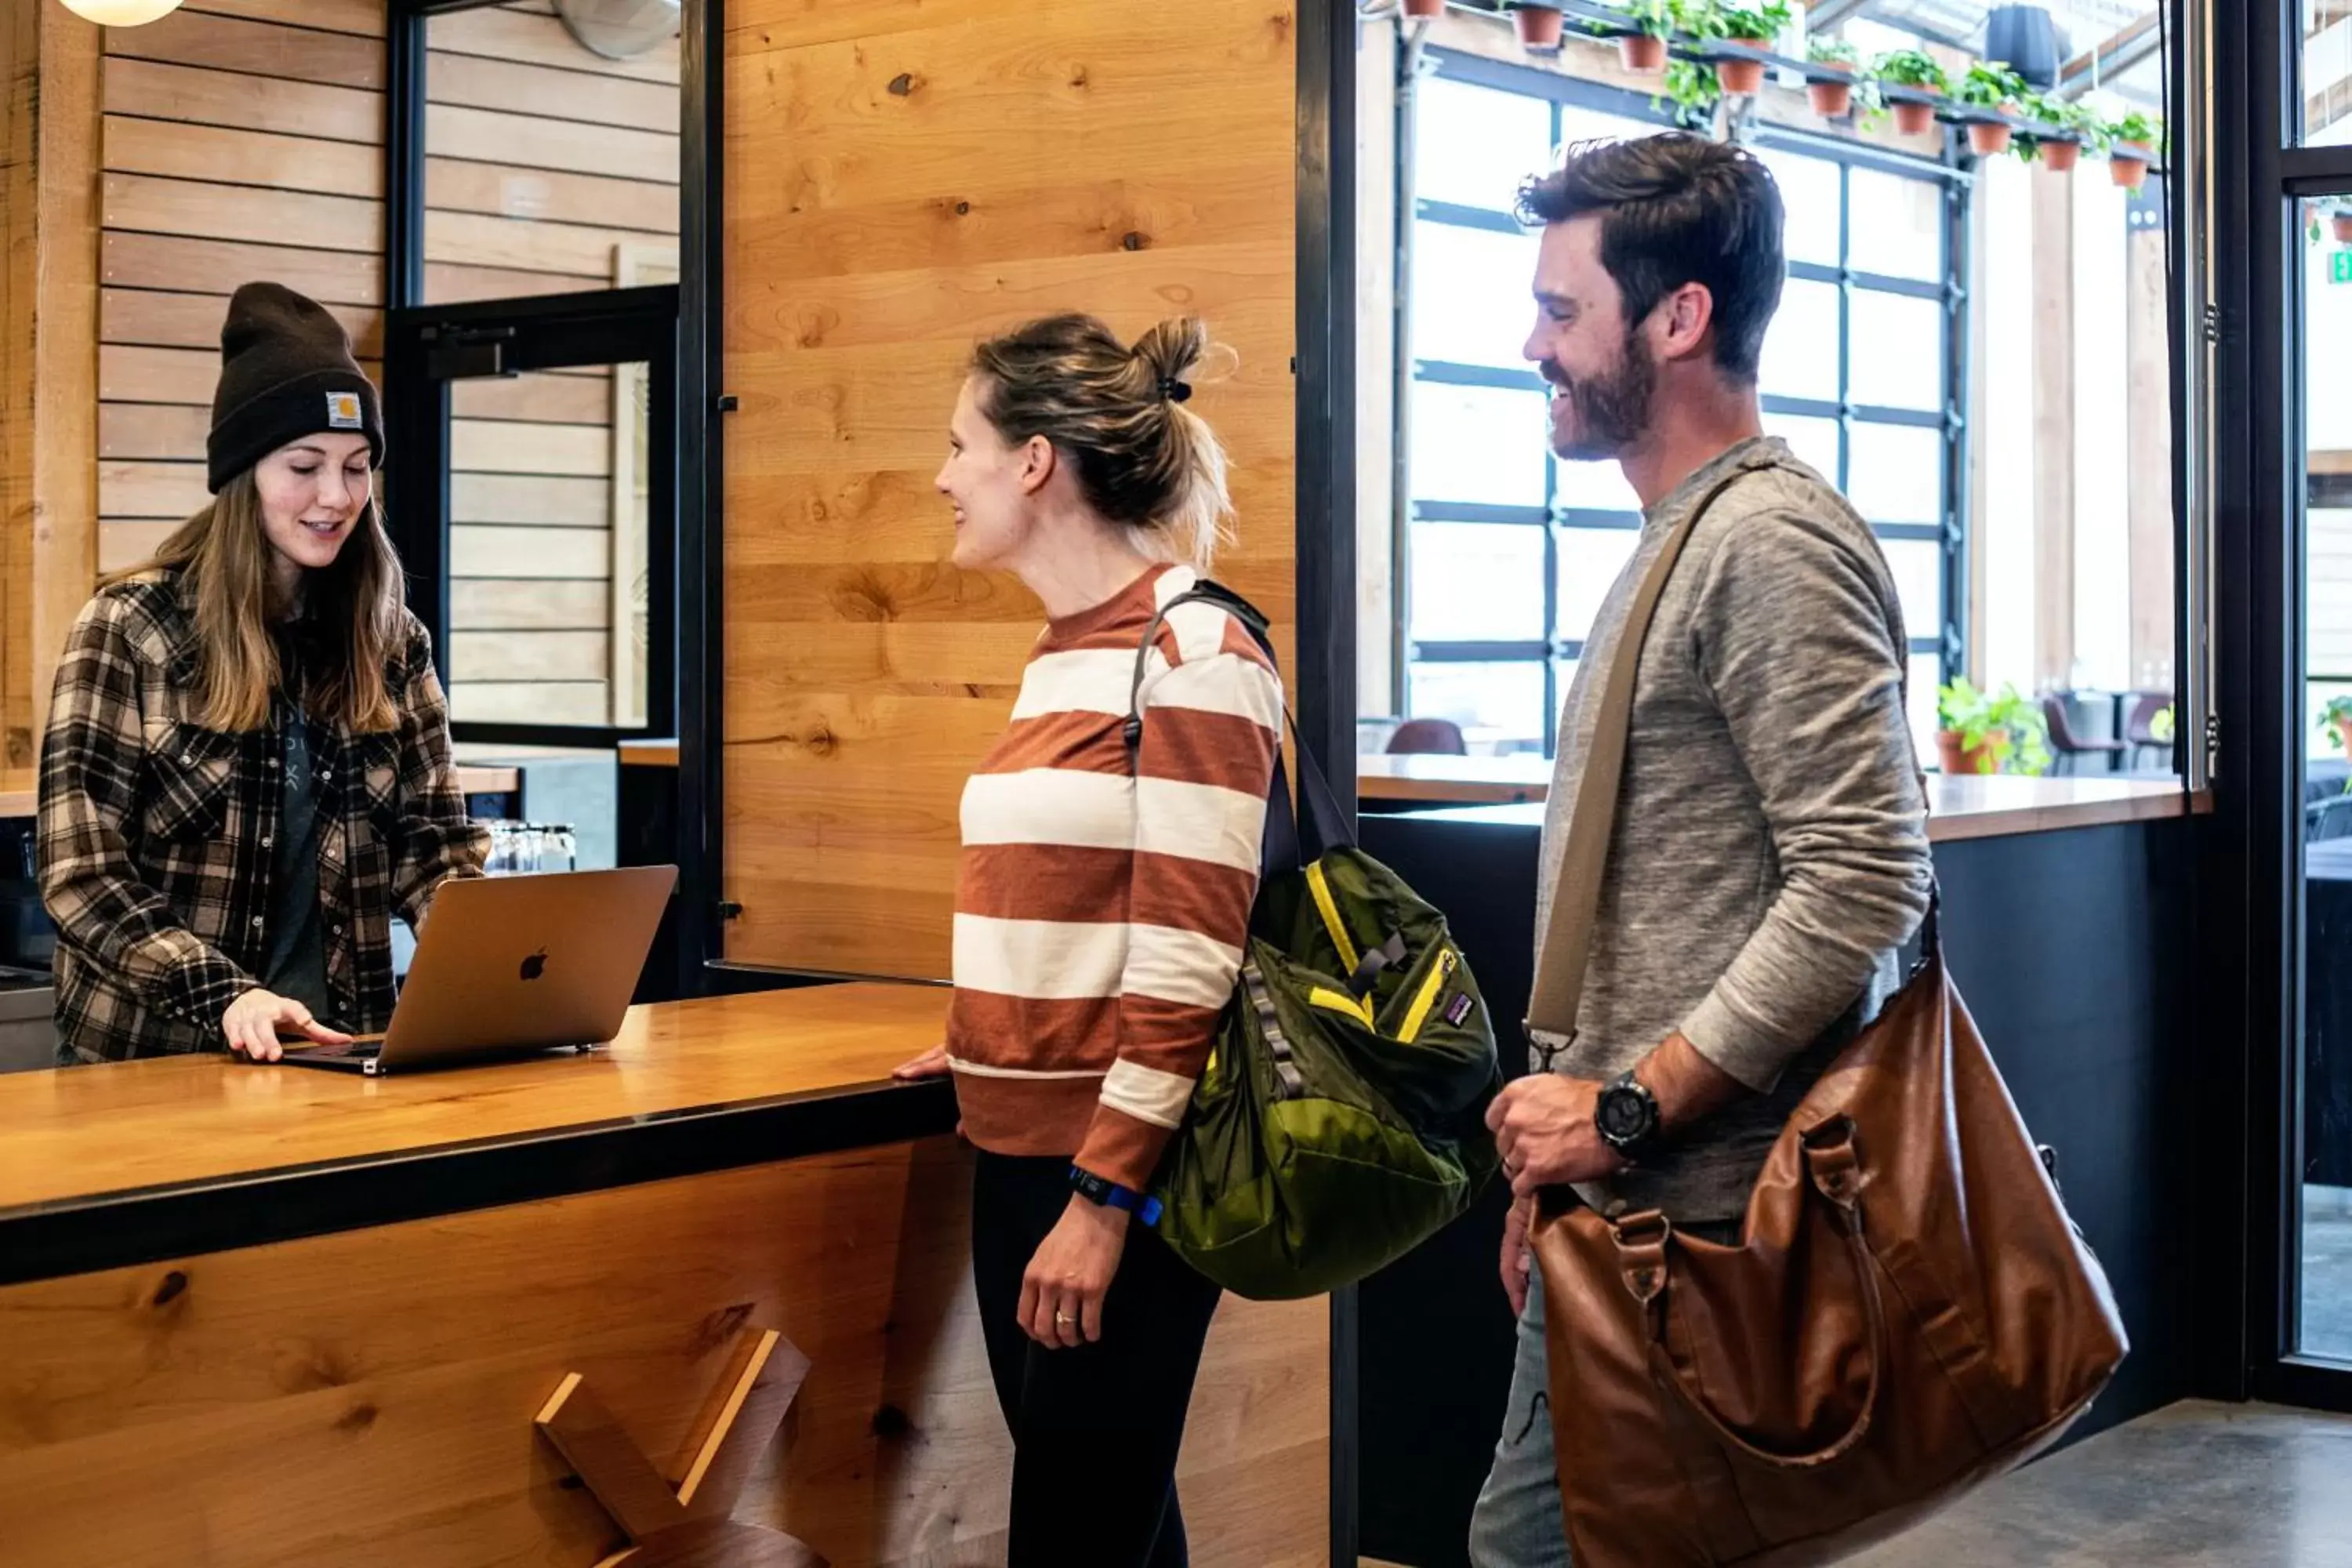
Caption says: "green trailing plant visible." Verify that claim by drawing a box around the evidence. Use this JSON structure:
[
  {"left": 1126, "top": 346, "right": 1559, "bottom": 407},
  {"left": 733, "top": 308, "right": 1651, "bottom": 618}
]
[
  {"left": 1955, "top": 60, "right": 2027, "bottom": 112},
  {"left": 1657, "top": 55, "right": 1722, "bottom": 122},
  {"left": 1936, "top": 677, "right": 2053, "bottom": 776},
  {"left": 1806, "top": 34, "right": 1860, "bottom": 67},
  {"left": 1872, "top": 47, "right": 1948, "bottom": 93},
  {"left": 2319, "top": 695, "right": 2352, "bottom": 748},
  {"left": 2150, "top": 705, "right": 2176, "bottom": 745},
  {"left": 2104, "top": 106, "right": 2163, "bottom": 150},
  {"left": 1627, "top": 0, "right": 1675, "bottom": 38},
  {"left": 1708, "top": 0, "right": 1788, "bottom": 42}
]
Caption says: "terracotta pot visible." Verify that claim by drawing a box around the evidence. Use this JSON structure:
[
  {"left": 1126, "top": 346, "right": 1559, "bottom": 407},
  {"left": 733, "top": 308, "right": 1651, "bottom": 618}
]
[
  {"left": 1967, "top": 118, "right": 2013, "bottom": 156},
  {"left": 2110, "top": 151, "right": 2150, "bottom": 191},
  {"left": 2330, "top": 212, "right": 2352, "bottom": 245},
  {"left": 2041, "top": 137, "right": 2082, "bottom": 172},
  {"left": 1806, "top": 78, "right": 1853, "bottom": 117},
  {"left": 1893, "top": 97, "right": 1939, "bottom": 136},
  {"left": 2333, "top": 715, "right": 2352, "bottom": 758},
  {"left": 1715, "top": 55, "right": 1767, "bottom": 94},
  {"left": 1512, "top": 4, "right": 1564, "bottom": 49},
  {"left": 1936, "top": 728, "right": 2007, "bottom": 777},
  {"left": 1619, "top": 32, "right": 1666, "bottom": 71},
  {"left": 1403, "top": 0, "right": 1446, "bottom": 15}
]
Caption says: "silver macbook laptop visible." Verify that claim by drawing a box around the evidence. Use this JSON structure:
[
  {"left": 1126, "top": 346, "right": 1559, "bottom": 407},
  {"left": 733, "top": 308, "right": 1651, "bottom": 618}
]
[{"left": 278, "top": 865, "right": 677, "bottom": 1076}]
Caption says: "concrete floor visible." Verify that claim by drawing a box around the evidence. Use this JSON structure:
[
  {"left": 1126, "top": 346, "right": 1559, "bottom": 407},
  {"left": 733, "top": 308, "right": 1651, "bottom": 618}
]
[{"left": 1844, "top": 1401, "right": 2352, "bottom": 1567}]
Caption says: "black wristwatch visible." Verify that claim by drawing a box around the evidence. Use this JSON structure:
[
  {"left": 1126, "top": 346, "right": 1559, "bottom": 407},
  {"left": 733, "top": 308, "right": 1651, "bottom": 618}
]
[{"left": 1594, "top": 1069, "right": 1664, "bottom": 1162}]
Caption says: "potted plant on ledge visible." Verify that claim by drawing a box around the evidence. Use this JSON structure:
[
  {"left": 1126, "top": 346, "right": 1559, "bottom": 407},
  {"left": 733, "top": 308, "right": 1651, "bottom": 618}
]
[
  {"left": 2105, "top": 107, "right": 2162, "bottom": 191},
  {"left": 1874, "top": 48, "right": 1949, "bottom": 136},
  {"left": 2016, "top": 92, "right": 2092, "bottom": 172},
  {"left": 1936, "top": 677, "right": 2053, "bottom": 777},
  {"left": 1956, "top": 60, "right": 2027, "bottom": 155},
  {"left": 1509, "top": 0, "right": 1566, "bottom": 51},
  {"left": 1617, "top": 0, "right": 1673, "bottom": 71},
  {"left": 2321, "top": 696, "right": 2352, "bottom": 762},
  {"left": 1695, "top": 0, "right": 1790, "bottom": 94},
  {"left": 1805, "top": 34, "right": 1860, "bottom": 117}
]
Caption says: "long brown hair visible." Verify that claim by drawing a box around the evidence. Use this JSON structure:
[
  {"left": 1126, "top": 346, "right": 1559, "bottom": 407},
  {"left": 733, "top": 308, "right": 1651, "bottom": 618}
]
[
  {"left": 969, "top": 314, "right": 1234, "bottom": 570},
  {"left": 104, "top": 471, "right": 406, "bottom": 734}
]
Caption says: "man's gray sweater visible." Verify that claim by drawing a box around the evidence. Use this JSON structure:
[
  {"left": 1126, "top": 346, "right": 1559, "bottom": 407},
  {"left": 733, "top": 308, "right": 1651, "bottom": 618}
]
[{"left": 1534, "top": 437, "right": 1935, "bottom": 1223}]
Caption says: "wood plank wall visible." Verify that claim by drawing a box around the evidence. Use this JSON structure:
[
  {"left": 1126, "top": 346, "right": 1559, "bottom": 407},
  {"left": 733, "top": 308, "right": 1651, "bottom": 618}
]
[
  {"left": 1, "top": 0, "right": 100, "bottom": 779},
  {"left": 721, "top": 0, "right": 1302, "bottom": 978},
  {"left": 425, "top": 0, "right": 677, "bottom": 726},
  {"left": 93, "top": 0, "right": 386, "bottom": 580}
]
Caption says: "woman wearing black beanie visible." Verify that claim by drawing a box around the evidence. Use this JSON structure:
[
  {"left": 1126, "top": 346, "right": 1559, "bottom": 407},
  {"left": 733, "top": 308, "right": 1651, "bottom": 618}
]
[{"left": 36, "top": 282, "right": 488, "bottom": 1064}]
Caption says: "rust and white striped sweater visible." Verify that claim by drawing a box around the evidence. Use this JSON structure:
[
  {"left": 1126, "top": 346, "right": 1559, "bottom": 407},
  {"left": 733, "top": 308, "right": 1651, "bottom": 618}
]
[{"left": 946, "top": 564, "right": 1281, "bottom": 1191}]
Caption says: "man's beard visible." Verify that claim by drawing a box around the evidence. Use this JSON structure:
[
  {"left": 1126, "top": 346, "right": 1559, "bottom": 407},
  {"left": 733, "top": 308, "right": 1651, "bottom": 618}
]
[{"left": 1547, "top": 331, "right": 1655, "bottom": 462}]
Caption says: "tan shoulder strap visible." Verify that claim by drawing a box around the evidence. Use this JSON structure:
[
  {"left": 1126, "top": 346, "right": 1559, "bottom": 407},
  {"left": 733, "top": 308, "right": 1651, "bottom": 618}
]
[{"left": 1524, "top": 469, "right": 1753, "bottom": 1046}]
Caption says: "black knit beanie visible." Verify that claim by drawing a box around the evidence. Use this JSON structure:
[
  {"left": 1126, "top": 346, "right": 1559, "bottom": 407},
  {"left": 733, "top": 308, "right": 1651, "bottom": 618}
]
[{"left": 206, "top": 282, "right": 385, "bottom": 495}]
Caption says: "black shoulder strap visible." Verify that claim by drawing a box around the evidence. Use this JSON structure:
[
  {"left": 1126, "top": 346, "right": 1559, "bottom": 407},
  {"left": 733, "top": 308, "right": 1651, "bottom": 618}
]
[{"left": 1124, "top": 578, "right": 1352, "bottom": 875}]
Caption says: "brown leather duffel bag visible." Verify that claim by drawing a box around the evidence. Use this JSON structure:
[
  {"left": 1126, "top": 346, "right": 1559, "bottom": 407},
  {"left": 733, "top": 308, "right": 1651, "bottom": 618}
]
[{"left": 1524, "top": 470, "right": 2129, "bottom": 1566}]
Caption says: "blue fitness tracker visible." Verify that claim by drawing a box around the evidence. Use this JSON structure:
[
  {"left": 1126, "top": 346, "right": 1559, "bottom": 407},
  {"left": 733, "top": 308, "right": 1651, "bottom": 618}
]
[{"left": 1069, "top": 1164, "right": 1163, "bottom": 1227}]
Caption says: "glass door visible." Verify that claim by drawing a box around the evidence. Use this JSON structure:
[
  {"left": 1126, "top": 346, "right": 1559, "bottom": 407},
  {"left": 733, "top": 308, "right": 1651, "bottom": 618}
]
[{"left": 383, "top": 287, "right": 679, "bottom": 748}]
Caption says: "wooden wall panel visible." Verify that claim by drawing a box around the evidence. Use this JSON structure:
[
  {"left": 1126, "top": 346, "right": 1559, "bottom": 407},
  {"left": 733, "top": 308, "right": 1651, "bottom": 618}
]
[
  {"left": 2, "top": 0, "right": 100, "bottom": 778},
  {"left": 0, "top": 1142, "right": 1330, "bottom": 1567},
  {"left": 91, "top": 0, "right": 386, "bottom": 611},
  {"left": 720, "top": 0, "right": 1299, "bottom": 978}
]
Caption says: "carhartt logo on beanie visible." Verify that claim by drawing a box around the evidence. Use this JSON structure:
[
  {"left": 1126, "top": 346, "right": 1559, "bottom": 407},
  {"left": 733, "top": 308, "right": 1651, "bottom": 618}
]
[{"left": 206, "top": 281, "right": 385, "bottom": 495}]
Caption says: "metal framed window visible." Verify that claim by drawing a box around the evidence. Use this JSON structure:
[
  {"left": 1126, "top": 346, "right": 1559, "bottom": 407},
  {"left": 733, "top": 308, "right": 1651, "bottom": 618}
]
[{"left": 1400, "top": 48, "right": 1968, "bottom": 756}]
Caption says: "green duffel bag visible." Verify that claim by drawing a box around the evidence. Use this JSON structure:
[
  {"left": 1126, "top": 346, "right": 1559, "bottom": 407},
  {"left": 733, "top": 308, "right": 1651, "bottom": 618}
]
[{"left": 1132, "top": 584, "right": 1503, "bottom": 1301}]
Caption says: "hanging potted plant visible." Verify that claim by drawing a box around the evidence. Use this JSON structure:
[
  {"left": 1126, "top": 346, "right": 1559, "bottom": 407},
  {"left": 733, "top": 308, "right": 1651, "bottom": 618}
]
[
  {"left": 1696, "top": 0, "right": 1789, "bottom": 94},
  {"left": 1618, "top": 0, "right": 1672, "bottom": 73},
  {"left": 1403, "top": 0, "right": 1446, "bottom": 17},
  {"left": 1955, "top": 60, "right": 2027, "bottom": 156},
  {"left": 1804, "top": 34, "right": 1860, "bottom": 117},
  {"left": 2321, "top": 696, "right": 2352, "bottom": 761},
  {"left": 1874, "top": 48, "right": 1949, "bottom": 136},
  {"left": 1936, "top": 678, "right": 2053, "bottom": 777},
  {"left": 2016, "top": 93, "right": 2091, "bottom": 172},
  {"left": 1509, "top": 0, "right": 1566, "bottom": 49},
  {"left": 2333, "top": 203, "right": 2352, "bottom": 245},
  {"left": 2104, "top": 107, "right": 2161, "bottom": 191}
]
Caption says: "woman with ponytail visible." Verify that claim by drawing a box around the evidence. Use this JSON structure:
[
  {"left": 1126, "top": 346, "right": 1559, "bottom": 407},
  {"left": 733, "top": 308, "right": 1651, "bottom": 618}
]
[{"left": 895, "top": 314, "right": 1281, "bottom": 1566}]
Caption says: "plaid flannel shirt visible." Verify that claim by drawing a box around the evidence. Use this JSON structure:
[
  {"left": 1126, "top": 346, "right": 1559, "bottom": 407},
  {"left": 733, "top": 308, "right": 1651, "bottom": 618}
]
[{"left": 38, "top": 574, "right": 488, "bottom": 1063}]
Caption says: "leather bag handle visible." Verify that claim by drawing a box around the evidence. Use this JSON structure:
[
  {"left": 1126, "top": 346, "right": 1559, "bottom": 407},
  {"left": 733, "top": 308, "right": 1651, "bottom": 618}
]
[
  {"left": 1616, "top": 1123, "right": 1889, "bottom": 1471},
  {"left": 1524, "top": 469, "right": 1752, "bottom": 1044}
]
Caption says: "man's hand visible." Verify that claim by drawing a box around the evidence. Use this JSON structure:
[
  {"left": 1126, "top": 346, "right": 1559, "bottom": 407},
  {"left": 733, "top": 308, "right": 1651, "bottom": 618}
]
[
  {"left": 1500, "top": 1193, "right": 1535, "bottom": 1316},
  {"left": 1486, "top": 1073, "right": 1624, "bottom": 1198}
]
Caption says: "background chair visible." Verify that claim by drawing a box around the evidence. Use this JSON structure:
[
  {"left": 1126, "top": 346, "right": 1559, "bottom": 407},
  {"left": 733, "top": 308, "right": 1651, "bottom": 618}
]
[
  {"left": 1385, "top": 718, "right": 1468, "bottom": 757},
  {"left": 2043, "top": 695, "right": 2129, "bottom": 776}
]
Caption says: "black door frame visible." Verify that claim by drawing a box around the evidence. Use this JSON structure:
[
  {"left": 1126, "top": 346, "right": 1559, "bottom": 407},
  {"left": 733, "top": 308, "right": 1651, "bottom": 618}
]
[
  {"left": 2217, "top": 0, "right": 2352, "bottom": 1410},
  {"left": 381, "top": 285, "right": 682, "bottom": 750}
]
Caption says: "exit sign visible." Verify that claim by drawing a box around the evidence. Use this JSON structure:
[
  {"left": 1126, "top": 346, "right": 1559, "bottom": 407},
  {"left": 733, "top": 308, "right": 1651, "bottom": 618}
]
[{"left": 2332, "top": 251, "right": 2352, "bottom": 285}]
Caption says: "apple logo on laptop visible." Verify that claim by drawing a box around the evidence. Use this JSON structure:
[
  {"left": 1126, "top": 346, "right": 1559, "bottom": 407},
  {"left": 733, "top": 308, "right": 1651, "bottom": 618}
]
[{"left": 520, "top": 949, "right": 549, "bottom": 982}]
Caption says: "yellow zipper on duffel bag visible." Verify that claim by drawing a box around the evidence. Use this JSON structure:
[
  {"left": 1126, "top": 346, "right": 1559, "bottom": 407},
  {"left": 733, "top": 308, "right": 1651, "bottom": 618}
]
[{"left": 1397, "top": 947, "right": 1461, "bottom": 1044}]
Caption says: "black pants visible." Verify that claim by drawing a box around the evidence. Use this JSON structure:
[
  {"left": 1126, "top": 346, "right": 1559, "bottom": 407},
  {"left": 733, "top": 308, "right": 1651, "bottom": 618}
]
[{"left": 971, "top": 1151, "right": 1224, "bottom": 1568}]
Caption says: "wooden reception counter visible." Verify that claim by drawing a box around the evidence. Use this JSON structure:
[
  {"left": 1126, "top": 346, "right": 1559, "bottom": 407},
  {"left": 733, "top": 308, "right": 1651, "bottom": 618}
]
[{"left": 0, "top": 985, "right": 1328, "bottom": 1567}]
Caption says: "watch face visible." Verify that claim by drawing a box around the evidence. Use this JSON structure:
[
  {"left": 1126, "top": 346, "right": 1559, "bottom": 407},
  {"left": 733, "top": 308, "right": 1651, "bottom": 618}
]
[{"left": 1599, "top": 1086, "right": 1652, "bottom": 1142}]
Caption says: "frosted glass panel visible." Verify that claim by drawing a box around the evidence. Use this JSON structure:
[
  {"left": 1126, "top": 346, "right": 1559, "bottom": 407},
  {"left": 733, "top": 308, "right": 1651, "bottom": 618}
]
[
  {"left": 1846, "top": 292, "right": 1946, "bottom": 411},
  {"left": 1417, "top": 75, "right": 1552, "bottom": 212},
  {"left": 1766, "top": 412, "right": 1842, "bottom": 484},
  {"left": 1762, "top": 278, "right": 1842, "bottom": 402},
  {"left": 1848, "top": 423, "right": 1944, "bottom": 524},
  {"left": 1410, "top": 522, "right": 1547, "bottom": 642},
  {"left": 1412, "top": 222, "right": 1542, "bottom": 368},
  {"left": 1410, "top": 383, "right": 1549, "bottom": 507},
  {"left": 1847, "top": 169, "right": 1944, "bottom": 281}
]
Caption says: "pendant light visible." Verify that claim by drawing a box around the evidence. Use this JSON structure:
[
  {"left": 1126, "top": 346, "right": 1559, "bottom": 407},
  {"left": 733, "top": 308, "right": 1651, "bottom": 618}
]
[{"left": 56, "top": 0, "right": 183, "bottom": 25}]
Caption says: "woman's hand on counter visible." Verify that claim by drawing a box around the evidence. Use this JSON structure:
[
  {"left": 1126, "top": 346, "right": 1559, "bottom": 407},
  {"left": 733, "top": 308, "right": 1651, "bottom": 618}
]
[
  {"left": 891, "top": 1044, "right": 951, "bottom": 1080},
  {"left": 221, "top": 989, "right": 352, "bottom": 1062}
]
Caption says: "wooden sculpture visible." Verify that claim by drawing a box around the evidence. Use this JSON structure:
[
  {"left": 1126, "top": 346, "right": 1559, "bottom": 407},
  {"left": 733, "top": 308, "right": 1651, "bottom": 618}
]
[{"left": 535, "top": 1327, "right": 826, "bottom": 1567}]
